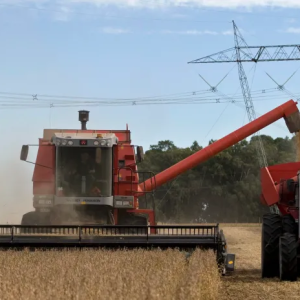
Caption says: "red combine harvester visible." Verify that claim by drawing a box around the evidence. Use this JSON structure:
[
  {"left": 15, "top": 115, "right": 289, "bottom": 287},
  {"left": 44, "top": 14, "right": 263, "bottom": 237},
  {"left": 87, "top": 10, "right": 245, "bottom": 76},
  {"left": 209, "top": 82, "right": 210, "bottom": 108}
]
[{"left": 0, "top": 100, "right": 300, "bottom": 279}]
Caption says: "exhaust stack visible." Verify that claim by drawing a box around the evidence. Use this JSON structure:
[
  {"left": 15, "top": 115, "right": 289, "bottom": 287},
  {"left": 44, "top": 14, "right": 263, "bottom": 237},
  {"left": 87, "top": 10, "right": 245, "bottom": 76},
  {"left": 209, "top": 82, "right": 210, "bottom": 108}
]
[{"left": 78, "top": 110, "right": 89, "bottom": 130}]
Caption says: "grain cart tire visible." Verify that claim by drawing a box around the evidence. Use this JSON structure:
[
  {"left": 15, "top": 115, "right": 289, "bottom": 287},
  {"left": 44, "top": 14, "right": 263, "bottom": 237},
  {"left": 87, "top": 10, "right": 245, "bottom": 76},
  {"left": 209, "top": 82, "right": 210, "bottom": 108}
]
[
  {"left": 261, "top": 213, "right": 282, "bottom": 278},
  {"left": 20, "top": 211, "right": 50, "bottom": 234},
  {"left": 282, "top": 214, "right": 297, "bottom": 235},
  {"left": 279, "top": 233, "right": 298, "bottom": 281}
]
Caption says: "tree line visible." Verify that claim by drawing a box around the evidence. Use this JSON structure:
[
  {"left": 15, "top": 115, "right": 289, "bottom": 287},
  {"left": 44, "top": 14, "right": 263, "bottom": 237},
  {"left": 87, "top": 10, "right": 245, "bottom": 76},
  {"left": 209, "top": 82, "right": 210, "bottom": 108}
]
[{"left": 138, "top": 135, "right": 297, "bottom": 223}]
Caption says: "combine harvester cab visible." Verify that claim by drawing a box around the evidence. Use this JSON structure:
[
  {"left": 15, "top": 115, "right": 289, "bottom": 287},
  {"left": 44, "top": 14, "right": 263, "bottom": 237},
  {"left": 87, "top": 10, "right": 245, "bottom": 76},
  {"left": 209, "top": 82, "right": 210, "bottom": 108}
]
[{"left": 1, "top": 100, "right": 300, "bottom": 277}]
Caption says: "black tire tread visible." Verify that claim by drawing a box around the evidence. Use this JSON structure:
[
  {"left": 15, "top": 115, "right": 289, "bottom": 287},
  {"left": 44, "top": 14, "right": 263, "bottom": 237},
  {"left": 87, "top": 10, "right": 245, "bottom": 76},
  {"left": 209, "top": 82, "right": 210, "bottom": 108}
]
[
  {"left": 261, "top": 213, "right": 282, "bottom": 278},
  {"left": 279, "top": 233, "right": 298, "bottom": 281},
  {"left": 21, "top": 211, "right": 50, "bottom": 233},
  {"left": 118, "top": 214, "right": 148, "bottom": 234},
  {"left": 21, "top": 211, "right": 39, "bottom": 225},
  {"left": 282, "top": 214, "right": 297, "bottom": 235}
]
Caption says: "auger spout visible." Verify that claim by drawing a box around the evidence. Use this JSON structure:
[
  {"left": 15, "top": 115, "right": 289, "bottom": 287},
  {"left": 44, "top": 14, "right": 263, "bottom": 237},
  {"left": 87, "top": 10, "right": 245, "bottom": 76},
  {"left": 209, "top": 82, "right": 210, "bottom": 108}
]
[{"left": 139, "top": 100, "right": 300, "bottom": 193}]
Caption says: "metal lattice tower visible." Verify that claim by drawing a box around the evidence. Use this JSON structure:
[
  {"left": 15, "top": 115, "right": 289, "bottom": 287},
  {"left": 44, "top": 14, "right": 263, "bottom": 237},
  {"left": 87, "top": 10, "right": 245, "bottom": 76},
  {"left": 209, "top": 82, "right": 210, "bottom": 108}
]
[
  {"left": 232, "top": 21, "right": 268, "bottom": 169},
  {"left": 188, "top": 21, "right": 300, "bottom": 214}
]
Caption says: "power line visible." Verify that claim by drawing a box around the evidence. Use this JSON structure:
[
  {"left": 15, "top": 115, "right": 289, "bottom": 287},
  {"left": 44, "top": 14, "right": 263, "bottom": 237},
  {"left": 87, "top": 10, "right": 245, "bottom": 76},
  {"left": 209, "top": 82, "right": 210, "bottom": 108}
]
[
  {"left": 0, "top": 93, "right": 289, "bottom": 106},
  {"left": 0, "top": 85, "right": 296, "bottom": 109},
  {"left": 0, "top": 94, "right": 296, "bottom": 106},
  {"left": 0, "top": 87, "right": 282, "bottom": 103},
  {"left": 0, "top": 96, "right": 297, "bottom": 110},
  {"left": 0, "top": 89, "right": 215, "bottom": 101}
]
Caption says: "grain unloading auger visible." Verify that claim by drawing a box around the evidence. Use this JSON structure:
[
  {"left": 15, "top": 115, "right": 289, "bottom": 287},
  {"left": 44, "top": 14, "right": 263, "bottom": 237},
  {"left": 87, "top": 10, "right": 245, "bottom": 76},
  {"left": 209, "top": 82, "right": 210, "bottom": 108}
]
[{"left": 1, "top": 100, "right": 300, "bottom": 275}]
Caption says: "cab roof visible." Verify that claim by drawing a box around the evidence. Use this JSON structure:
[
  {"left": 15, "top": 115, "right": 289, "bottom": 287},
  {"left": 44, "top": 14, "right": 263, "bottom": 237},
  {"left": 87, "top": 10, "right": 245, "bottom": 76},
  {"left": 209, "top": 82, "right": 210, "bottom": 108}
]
[
  {"left": 53, "top": 132, "right": 116, "bottom": 139},
  {"left": 43, "top": 129, "right": 131, "bottom": 143}
]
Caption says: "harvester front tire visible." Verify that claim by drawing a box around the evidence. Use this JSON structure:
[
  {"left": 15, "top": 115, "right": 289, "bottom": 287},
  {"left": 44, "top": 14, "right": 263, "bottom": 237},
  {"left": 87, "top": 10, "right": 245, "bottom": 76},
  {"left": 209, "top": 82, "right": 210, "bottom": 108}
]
[
  {"left": 127, "top": 215, "right": 148, "bottom": 234},
  {"left": 282, "top": 214, "right": 297, "bottom": 235},
  {"left": 21, "top": 211, "right": 39, "bottom": 224},
  {"left": 20, "top": 211, "right": 50, "bottom": 234},
  {"left": 261, "top": 213, "right": 282, "bottom": 278},
  {"left": 279, "top": 233, "right": 298, "bottom": 281},
  {"left": 118, "top": 213, "right": 148, "bottom": 234}
]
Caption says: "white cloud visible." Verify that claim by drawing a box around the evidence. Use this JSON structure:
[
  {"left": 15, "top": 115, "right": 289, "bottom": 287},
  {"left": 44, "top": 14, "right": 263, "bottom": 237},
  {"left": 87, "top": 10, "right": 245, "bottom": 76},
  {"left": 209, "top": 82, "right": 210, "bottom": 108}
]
[
  {"left": 53, "top": 6, "right": 72, "bottom": 22},
  {"left": 61, "top": 0, "right": 300, "bottom": 9},
  {"left": 4, "top": 0, "right": 300, "bottom": 9},
  {"left": 97, "top": 28, "right": 235, "bottom": 35},
  {"left": 222, "top": 30, "right": 233, "bottom": 35},
  {"left": 171, "top": 13, "right": 187, "bottom": 19},
  {"left": 285, "top": 27, "right": 300, "bottom": 33},
  {"left": 100, "top": 26, "right": 130, "bottom": 34},
  {"left": 161, "top": 29, "right": 218, "bottom": 35},
  {"left": 286, "top": 18, "right": 297, "bottom": 23},
  {"left": 161, "top": 29, "right": 236, "bottom": 35}
]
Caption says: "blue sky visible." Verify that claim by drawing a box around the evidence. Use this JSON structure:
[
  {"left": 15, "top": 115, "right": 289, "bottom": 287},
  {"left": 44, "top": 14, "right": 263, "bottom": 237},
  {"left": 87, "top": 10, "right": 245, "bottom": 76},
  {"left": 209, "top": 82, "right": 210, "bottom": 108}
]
[{"left": 1, "top": 0, "right": 300, "bottom": 222}]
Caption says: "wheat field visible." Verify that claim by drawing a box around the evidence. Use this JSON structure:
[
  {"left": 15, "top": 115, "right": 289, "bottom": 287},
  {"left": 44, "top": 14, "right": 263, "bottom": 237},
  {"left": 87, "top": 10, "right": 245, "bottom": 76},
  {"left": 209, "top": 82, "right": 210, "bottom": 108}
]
[
  {"left": 0, "top": 248, "right": 220, "bottom": 300},
  {"left": 0, "top": 224, "right": 299, "bottom": 300}
]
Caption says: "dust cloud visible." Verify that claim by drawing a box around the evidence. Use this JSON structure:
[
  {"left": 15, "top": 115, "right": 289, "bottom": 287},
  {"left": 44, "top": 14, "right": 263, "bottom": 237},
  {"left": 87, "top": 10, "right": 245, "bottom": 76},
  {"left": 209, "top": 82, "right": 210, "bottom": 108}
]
[{"left": 0, "top": 149, "right": 34, "bottom": 224}]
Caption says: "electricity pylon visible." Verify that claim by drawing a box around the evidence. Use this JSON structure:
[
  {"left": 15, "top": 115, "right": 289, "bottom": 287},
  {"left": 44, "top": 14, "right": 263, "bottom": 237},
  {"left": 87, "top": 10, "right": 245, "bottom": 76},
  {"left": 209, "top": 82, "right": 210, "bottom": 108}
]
[{"left": 188, "top": 21, "right": 300, "bottom": 214}]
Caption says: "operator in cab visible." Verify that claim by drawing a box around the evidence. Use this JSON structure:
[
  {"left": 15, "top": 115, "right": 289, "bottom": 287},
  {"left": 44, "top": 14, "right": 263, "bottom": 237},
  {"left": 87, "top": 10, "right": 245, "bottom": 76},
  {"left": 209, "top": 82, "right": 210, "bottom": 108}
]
[
  {"left": 61, "top": 160, "right": 80, "bottom": 196},
  {"left": 77, "top": 151, "right": 102, "bottom": 196},
  {"left": 77, "top": 152, "right": 95, "bottom": 176}
]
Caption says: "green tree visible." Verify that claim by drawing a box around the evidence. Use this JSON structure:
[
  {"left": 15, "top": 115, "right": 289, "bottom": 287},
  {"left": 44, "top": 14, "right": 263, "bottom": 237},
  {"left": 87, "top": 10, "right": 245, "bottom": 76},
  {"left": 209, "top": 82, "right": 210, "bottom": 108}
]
[{"left": 138, "top": 135, "right": 297, "bottom": 223}]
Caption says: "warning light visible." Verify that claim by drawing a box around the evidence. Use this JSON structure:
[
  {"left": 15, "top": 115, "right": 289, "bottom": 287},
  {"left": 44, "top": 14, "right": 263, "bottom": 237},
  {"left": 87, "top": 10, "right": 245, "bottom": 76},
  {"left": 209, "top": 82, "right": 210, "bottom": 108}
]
[{"left": 80, "top": 140, "right": 88, "bottom": 146}]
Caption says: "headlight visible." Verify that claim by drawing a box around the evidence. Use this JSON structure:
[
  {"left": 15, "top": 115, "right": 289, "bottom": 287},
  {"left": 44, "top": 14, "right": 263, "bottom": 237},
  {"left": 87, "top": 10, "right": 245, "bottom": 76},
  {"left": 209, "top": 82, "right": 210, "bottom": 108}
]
[
  {"left": 67, "top": 140, "right": 73, "bottom": 145},
  {"left": 100, "top": 140, "right": 106, "bottom": 146},
  {"left": 94, "top": 140, "right": 100, "bottom": 146},
  {"left": 62, "top": 140, "right": 67, "bottom": 146},
  {"left": 123, "top": 201, "right": 130, "bottom": 206},
  {"left": 106, "top": 142, "right": 111, "bottom": 147},
  {"left": 116, "top": 201, "right": 122, "bottom": 206}
]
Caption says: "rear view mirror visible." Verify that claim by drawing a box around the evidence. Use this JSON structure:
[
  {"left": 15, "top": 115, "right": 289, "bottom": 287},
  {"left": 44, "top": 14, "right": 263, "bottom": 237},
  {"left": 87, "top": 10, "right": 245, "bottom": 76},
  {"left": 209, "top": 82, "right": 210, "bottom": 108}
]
[
  {"left": 20, "top": 145, "right": 29, "bottom": 161},
  {"left": 136, "top": 146, "right": 144, "bottom": 163}
]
